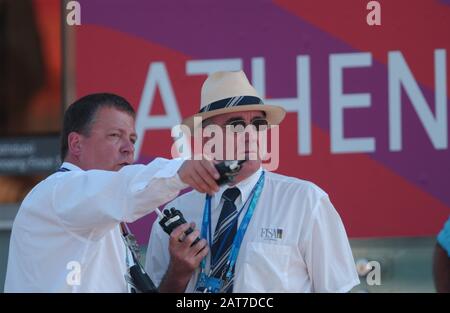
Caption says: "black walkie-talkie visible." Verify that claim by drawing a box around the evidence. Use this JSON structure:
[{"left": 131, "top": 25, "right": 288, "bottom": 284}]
[
  {"left": 120, "top": 223, "right": 158, "bottom": 293},
  {"left": 214, "top": 159, "right": 246, "bottom": 185},
  {"left": 158, "top": 207, "right": 200, "bottom": 246},
  {"left": 128, "top": 263, "right": 157, "bottom": 293}
]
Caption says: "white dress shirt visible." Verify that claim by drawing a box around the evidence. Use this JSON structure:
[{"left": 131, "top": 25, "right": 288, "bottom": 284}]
[
  {"left": 145, "top": 168, "right": 360, "bottom": 292},
  {"left": 5, "top": 158, "right": 187, "bottom": 292}
]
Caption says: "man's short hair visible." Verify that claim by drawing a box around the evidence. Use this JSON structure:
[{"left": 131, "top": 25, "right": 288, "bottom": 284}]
[{"left": 60, "top": 93, "right": 135, "bottom": 161}]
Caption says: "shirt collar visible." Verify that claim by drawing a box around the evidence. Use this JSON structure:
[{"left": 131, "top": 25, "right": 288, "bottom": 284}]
[
  {"left": 212, "top": 167, "right": 263, "bottom": 209},
  {"left": 60, "top": 162, "right": 83, "bottom": 172}
]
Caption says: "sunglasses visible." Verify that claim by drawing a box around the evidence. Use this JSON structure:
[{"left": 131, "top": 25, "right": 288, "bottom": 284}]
[{"left": 224, "top": 118, "right": 269, "bottom": 132}]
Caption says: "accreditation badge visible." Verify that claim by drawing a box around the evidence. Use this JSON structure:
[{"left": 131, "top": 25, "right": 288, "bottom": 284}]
[{"left": 194, "top": 272, "right": 223, "bottom": 293}]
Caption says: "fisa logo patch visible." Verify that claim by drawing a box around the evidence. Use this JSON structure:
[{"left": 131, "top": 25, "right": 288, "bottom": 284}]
[{"left": 260, "top": 228, "right": 283, "bottom": 241}]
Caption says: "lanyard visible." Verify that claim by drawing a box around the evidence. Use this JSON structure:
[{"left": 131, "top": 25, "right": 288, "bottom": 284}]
[{"left": 199, "top": 171, "right": 265, "bottom": 279}]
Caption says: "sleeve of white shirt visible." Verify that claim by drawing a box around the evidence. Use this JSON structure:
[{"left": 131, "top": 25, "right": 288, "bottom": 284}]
[
  {"left": 144, "top": 217, "right": 171, "bottom": 287},
  {"left": 303, "top": 196, "right": 360, "bottom": 292},
  {"left": 52, "top": 157, "right": 187, "bottom": 239}
]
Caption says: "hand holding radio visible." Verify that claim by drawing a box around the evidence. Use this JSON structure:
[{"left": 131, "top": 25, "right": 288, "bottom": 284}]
[
  {"left": 178, "top": 158, "right": 247, "bottom": 194},
  {"left": 158, "top": 207, "right": 200, "bottom": 246},
  {"left": 156, "top": 207, "right": 208, "bottom": 277},
  {"left": 162, "top": 159, "right": 246, "bottom": 243},
  {"left": 214, "top": 159, "right": 246, "bottom": 185}
]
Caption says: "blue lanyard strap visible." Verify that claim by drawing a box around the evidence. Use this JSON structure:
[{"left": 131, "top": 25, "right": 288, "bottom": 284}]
[
  {"left": 199, "top": 171, "right": 265, "bottom": 276},
  {"left": 225, "top": 172, "right": 265, "bottom": 280},
  {"left": 201, "top": 195, "right": 212, "bottom": 257}
]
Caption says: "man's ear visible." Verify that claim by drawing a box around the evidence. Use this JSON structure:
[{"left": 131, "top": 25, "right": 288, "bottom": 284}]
[{"left": 67, "top": 132, "right": 83, "bottom": 157}]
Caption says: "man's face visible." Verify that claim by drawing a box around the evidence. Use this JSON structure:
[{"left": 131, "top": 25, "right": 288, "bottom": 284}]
[
  {"left": 201, "top": 110, "right": 266, "bottom": 182},
  {"left": 76, "top": 107, "right": 137, "bottom": 171},
  {"left": 202, "top": 110, "right": 266, "bottom": 159}
]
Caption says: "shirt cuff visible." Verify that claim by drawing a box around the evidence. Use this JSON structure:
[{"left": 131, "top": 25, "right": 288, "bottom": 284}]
[
  {"left": 153, "top": 157, "right": 189, "bottom": 190},
  {"left": 166, "top": 172, "right": 189, "bottom": 190}
]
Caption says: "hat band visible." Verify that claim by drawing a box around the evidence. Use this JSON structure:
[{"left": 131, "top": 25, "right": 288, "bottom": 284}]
[{"left": 199, "top": 96, "right": 263, "bottom": 113}]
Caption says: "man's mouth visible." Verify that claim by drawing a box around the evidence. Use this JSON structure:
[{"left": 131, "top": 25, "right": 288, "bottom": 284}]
[{"left": 119, "top": 162, "right": 131, "bottom": 167}]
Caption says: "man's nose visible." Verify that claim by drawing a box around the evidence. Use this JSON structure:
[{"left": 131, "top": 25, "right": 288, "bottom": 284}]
[
  {"left": 241, "top": 125, "right": 258, "bottom": 143},
  {"left": 121, "top": 139, "right": 135, "bottom": 155},
  {"left": 247, "top": 125, "right": 259, "bottom": 139}
]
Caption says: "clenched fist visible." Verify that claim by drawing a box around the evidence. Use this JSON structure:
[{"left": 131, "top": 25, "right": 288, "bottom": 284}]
[{"left": 178, "top": 158, "right": 220, "bottom": 194}]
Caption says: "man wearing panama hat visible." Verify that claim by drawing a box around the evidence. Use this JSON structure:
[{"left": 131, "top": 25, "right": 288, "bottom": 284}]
[{"left": 145, "top": 71, "right": 359, "bottom": 293}]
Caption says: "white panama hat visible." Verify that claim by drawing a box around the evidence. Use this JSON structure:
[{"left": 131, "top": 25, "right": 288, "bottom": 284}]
[{"left": 182, "top": 70, "right": 286, "bottom": 131}]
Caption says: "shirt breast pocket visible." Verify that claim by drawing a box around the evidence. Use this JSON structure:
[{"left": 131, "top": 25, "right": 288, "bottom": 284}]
[{"left": 239, "top": 242, "right": 293, "bottom": 292}]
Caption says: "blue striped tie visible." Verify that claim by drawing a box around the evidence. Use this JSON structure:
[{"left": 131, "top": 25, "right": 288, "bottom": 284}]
[{"left": 211, "top": 187, "right": 241, "bottom": 293}]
